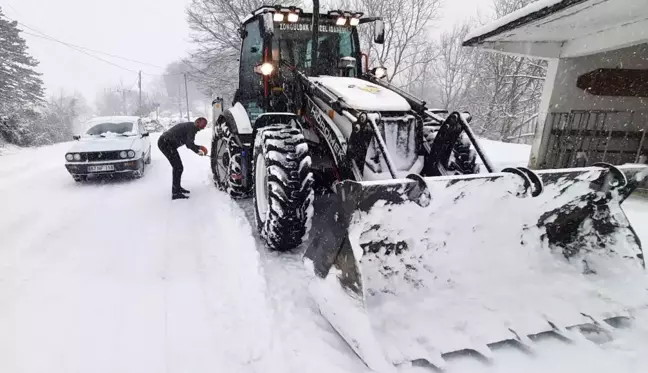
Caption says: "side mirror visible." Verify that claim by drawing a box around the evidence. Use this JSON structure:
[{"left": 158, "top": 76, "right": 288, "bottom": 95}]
[
  {"left": 142, "top": 132, "right": 150, "bottom": 137},
  {"left": 73, "top": 135, "right": 80, "bottom": 140},
  {"left": 259, "top": 13, "right": 275, "bottom": 40},
  {"left": 374, "top": 19, "right": 385, "bottom": 44}
]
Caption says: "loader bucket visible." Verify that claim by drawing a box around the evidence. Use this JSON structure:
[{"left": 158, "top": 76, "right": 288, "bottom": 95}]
[{"left": 304, "top": 164, "right": 648, "bottom": 372}]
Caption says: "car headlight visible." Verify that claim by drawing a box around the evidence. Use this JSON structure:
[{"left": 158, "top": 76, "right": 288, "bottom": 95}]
[
  {"left": 66, "top": 153, "right": 74, "bottom": 161},
  {"left": 127, "top": 150, "right": 135, "bottom": 158},
  {"left": 73, "top": 153, "right": 81, "bottom": 161},
  {"left": 120, "top": 151, "right": 127, "bottom": 159}
]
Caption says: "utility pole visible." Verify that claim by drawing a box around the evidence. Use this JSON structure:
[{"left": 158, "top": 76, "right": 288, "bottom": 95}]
[
  {"left": 177, "top": 84, "right": 183, "bottom": 119},
  {"left": 122, "top": 89, "right": 127, "bottom": 115},
  {"left": 184, "top": 73, "right": 190, "bottom": 121},
  {"left": 138, "top": 71, "right": 142, "bottom": 116}
]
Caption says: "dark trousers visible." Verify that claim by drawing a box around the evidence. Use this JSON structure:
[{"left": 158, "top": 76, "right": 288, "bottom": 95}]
[{"left": 158, "top": 137, "right": 183, "bottom": 192}]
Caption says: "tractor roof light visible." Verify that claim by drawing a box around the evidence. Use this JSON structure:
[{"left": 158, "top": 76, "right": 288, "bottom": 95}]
[
  {"left": 273, "top": 12, "right": 284, "bottom": 22},
  {"left": 350, "top": 17, "right": 360, "bottom": 26},
  {"left": 336, "top": 17, "right": 347, "bottom": 26},
  {"left": 287, "top": 12, "right": 299, "bottom": 22}
]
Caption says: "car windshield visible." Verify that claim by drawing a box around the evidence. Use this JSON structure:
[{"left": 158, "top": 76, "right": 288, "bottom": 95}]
[
  {"left": 274, "top": 20, "right": 357, "bottom": 76},
  {"left": 85, "top": 122, "right": 136, "bottom": 136}
]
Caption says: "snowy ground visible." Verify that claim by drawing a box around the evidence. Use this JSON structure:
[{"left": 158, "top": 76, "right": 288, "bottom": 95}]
[
  {"left": 0, "top": 131, "right": 366, "bottom": 373},
  {"left": 1, "top": 132, "right": 648, "bottom": 373}
]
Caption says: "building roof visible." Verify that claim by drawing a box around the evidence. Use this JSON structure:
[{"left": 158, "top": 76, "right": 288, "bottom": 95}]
[{"left": 462, "top": 0, "right": 648, "bottom": 59}]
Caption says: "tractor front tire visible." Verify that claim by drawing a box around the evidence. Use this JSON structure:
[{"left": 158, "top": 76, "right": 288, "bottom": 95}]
[
  {"left": 212, "top": 123, "right": 249, "bottom": 199},
  {"left": 253, "top": 124, "right": 314, "bottom": 252}
]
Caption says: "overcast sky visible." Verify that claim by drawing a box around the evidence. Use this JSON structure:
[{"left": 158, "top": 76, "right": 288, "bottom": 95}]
[{"left": 4, "top": 0, "right": 489, "bottom": 107}]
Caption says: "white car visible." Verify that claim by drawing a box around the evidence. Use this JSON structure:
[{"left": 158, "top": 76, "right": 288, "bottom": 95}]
[{"left": 64, "top": 116, "right": 152, "bottom": 182}]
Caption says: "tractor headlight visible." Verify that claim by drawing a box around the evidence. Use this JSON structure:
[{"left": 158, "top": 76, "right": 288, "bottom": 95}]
[
  {"left": 127, "top": 150, "right": 135, "bottom": 158},
  {"left": 336, "top": 17, "right": 347, "bottom": 26},
  {"left": 287, "top": 12, "right": 299, "bottom": 22},
  {"left": 73, "top": 153, "right": 81, "bottom": 161},
  {"left": 66, "top": 153, "right": 74, "bottom": 161},
  {"left": 350, "top": 17, "right": 360, "bottom": 26},
  {"left": 120, "top": 151, "right": 128, "bottom": 159},
  {"left": 273, "top": 12, "right": 284, "bottom": 22},
  {"left": 256, "top": 62, "right": 274, "bottom": 76}
]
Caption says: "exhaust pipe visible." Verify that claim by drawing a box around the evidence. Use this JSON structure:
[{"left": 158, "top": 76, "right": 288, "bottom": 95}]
[{"left": 310, "top": 0, "right": 320, "bottom": 76}]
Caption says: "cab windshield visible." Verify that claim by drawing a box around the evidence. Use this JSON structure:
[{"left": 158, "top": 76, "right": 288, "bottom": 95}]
[{"left": 274, "top": 20, "right": 357, "bottom": 76}]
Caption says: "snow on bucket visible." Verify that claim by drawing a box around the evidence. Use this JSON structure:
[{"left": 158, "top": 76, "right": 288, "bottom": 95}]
[{"left": 304, "top": 164, "right": 648, "bottom": 371}]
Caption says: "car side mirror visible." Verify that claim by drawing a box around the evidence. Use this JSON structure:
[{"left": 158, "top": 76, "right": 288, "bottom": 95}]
[
  {"left": 374, "top": 19, "right": 385, "bottom": 44},
  {"left": 73, "top": 135, "right": 80, "bottom": 140},
  {"left": 142, "top": 132, "right": 149, "bottom": 137}
]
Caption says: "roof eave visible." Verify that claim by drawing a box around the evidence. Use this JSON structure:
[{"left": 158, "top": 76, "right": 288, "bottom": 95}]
[{"left": 462, "top": 0, "right": 588, "bottom": 47}]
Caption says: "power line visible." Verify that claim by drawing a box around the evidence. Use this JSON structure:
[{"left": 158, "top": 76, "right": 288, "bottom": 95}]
[
  {"left": 21, "top": 31, "right": 141, "bottom": 74},
  {"left": 5, "top": 11, "right": 192, "bottom": 80},
  {"left": 11, "top": 17, "right": 166, "bottom": 69},
  {"left": 21, "top": 28, "right": 182, "bottom": 78}
]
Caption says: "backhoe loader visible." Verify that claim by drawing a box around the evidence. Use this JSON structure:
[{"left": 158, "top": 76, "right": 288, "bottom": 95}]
[{"left": 210, "top": 2, "right": 648, "bottom": 371}]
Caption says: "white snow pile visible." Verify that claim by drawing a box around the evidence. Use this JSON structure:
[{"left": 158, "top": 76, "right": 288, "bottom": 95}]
[
  {"left": 309, "top": 164, "right": 648, "bottom": 372},
  {"left": 478, "top": 138, "right": 532, "bottom": 170},
  {"left": 0, "top": 143, "right": 22, "bottom": 156}
]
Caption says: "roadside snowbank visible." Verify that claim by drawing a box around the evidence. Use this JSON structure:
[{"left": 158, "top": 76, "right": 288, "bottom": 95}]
[
  {"left": 0, "top": 143, "right": 22, "bottom": 156},
  {"left": 478, "top": 138, "right": 531, "bottom": 169}
]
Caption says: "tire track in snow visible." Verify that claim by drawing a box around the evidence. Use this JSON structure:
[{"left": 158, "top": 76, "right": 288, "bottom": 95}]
[
  {"left": 233, "top": 199, "right": 372, "bottom": 373},
  {"left": 157, "top": 144, "right": 285, "bottom": 373}
]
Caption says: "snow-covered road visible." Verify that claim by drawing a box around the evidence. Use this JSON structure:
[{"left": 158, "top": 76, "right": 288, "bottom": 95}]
[
  {"left": 0, "top": 131, "right": 366, "bottom": 373},
  {"left": 1, "top": 131, "right": 648, "bottom": 373}
]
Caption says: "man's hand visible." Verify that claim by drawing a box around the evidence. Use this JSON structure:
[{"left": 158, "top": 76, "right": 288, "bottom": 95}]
[{"left": 198, "top": 145, "right": 208, "bottom": 156}]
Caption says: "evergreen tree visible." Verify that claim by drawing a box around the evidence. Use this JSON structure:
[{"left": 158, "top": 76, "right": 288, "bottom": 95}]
[{"left": 0, "top": 6, "right": 45, "bottom": 115}]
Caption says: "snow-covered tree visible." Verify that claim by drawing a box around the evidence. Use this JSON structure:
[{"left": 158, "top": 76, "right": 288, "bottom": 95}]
[
  {"left": 0, "top": 7, "right": 44, "bottom": 115},
  {"left": 467, "top": 0, "right": 547, "bottom": 142},
  {"left": 41, "top": 91, "right": 91, "bottom": 143},
  {"left": 333, "top": 0, "right": 442, "bottom": 85},
  {"left": 184, "top": 0, "right": 301, "bottom": 102},
  {"left": 427, "top": 23, "right": 480, "bottom": 111},
  {"left": 0, "top": 7, "right": 48, "bottom": 146},
  {"left": 422, "top": 0, "right": 546, "bottom": 143}
]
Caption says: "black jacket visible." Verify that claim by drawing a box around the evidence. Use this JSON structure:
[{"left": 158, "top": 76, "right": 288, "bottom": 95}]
[{"left": 159, "top": 122, "right": 200, "bottom": 153}]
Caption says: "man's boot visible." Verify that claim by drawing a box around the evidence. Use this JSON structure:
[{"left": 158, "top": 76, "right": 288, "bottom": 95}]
[{"left": 172, "top": 192, "right": 189, "bottom": 200}]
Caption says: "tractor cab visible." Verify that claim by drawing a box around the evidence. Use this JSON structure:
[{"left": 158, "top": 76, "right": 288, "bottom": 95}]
[{"left": 234, "top": 5, "right": 384, "bottom": 122}]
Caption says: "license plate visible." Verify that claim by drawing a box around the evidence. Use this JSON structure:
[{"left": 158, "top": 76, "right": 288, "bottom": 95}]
[{"left": 88, "top": 165, "right": 115, "bottom": 172}]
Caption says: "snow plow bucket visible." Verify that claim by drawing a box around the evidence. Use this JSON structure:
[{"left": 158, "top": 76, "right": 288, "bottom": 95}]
[{"left": 304, "top": 164, "right": 648, "bottom": 372}]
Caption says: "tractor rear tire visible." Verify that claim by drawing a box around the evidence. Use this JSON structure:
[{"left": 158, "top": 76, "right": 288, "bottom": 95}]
[
  {"left": 253, "top": 124, "right": 314, "bottom": 252},
  {"left": 212, "top": 123, "right": 249, "bottom": 199}
]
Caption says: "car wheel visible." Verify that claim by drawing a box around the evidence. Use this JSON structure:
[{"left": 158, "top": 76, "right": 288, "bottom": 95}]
[{"left": 145, "top": 147, "right": 152, "bottom": 164}]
